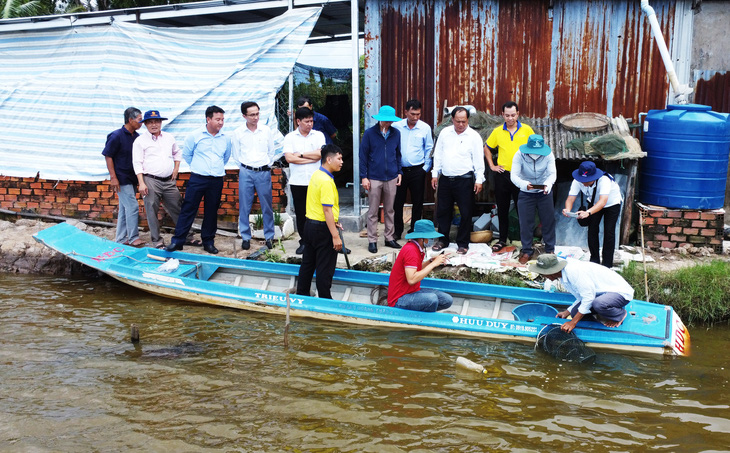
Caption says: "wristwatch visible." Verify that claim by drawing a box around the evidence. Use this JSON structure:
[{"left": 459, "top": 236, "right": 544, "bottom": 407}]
[{"left": 299, "top": 153, "right": 304, "bottom": 158}]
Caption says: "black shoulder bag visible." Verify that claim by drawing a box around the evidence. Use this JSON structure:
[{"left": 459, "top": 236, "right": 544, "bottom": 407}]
[{"left": 577, "top": 182, "right": 598, "bottom": 227}]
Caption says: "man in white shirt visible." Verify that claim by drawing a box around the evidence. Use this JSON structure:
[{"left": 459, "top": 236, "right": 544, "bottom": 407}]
[
  {"left": 392, "top": 99, "right": 434, "bottom": 240},
  {"left": 233, "top": 101, "right": 277, "bottom": 250},
  {"left": 528, "top": 254, "right": 634, "bottom": 333},
  {"left": 430, "top": 107, "right": 485, "bottom": 254},
  {"left": 284, "top": 107, "right": 326, "bottom": 254},
  {"left": 132, "top": 110, "right": 187, "bottom": 249}
]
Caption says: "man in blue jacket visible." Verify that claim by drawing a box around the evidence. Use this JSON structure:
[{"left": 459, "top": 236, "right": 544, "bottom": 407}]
[{"left": 360, "top": 105, "right": 403, "bottom": 253}]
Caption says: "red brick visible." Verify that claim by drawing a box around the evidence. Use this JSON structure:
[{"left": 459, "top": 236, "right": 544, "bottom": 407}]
[
  {"left": 670, "top": 235, "right": 687, "bottom": 242},
  {"left": 14, "top": 201, "right": 26, "bottom": 208},
  {"left": 666, "top": 226, "right": 682, "bottom": 234},
  {"left": 661, "top": 241, "right": 677, "bottom": 249},
  {"left": 642, "top": 217, "right": 655, "bottom": 225},
  {"left": 69, "top": 197, "right": 80, "bottom": 204},
  {"left": 691, "top": 220, "right": 707, "bottom": 228},
  {"left": 700, "top": 212, "right": 717, "bottom": 220},
  {"left": 42, "top": 183, "right": 54, "bottom": 189},
  {"left": 649, "top": 210, "right": 665, "bottom": 218},
  {"left": 77, "top": 204, "right": 91, "bottom": 211},
  {"left": 21, "top": 189, "right": 32, "bottom": 195},
  {"left": 666, "top": 211, "right": 683, "bottom": 218},
  {"left": 56, "top": 183, "right": 68, "bottom": 190},
  {"left": 30, "top": 182, "right": 42, "bottom": 189},
  {"left": 710, "top": 238, "right": 722, "bottom": 245},
  {"left": 654, "top": 234, "right": 669, "bottom": 241},
  {"left": 683, "top": 228, "right": 699, "bottom": 236},
  {"left": 8, "top": 188, "right": 20, "bottom": 195},
  {"left": 678, "top": 242, "right": 692, "bottom": 248},
  {"left": 26, "top": 202, "right": 39, "bottom": 209},
  {"left": 683, "top": 211, "right": 700, "bottom": 219},
  {"left": 701, "top": 229, "right": 716, "bottom": 237},
  {"left": 272, "top": 183, "right": 282, "bottom": 190},
  {"left": 101, "top": 192, "right": 114, "bottom": 199},
  {"left": 49, "top": 209, "right": 62, "bottom": 216},
  {"left": 0, "top": 188, "right": 6, "bottom": 195},
  {"left": 657, "top": 218, "right": 673, "bottom": 226},
  {"left": 222, "top": 188, "right": 234, "bottom": 195},
  {"left": 1, "top": 201, "right": 13, "bottom": 208}
]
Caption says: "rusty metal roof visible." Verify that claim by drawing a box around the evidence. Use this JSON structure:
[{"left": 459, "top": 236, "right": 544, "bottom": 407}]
[{"left": 367, "top": 0, "right": 694, "bottom": 127}]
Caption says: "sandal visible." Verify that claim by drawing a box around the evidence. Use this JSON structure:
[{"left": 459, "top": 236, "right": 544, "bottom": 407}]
[
  {"left": 457, "top": 247, "right": 468, "bottom": 255},
  {"left": 185, "top": 238, "right": 203, "bottom": 247},
  {"left": 432, "top": 242, "right": 446, "bottom": 252},
  {"left": 491, "top": 241, "right": 506, "bottom": 253}
]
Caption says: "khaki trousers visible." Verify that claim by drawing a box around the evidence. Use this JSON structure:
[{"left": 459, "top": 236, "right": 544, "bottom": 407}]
[{"left": 367, "top": 177, "right": 398, "bottom": 243}]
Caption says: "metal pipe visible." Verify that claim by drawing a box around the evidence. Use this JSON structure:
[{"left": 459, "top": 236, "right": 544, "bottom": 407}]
[
  {"left": 640, "top": 0, "right": 691, "bottom": 104},
  {"left": 351, "top": 0, "right": 361, "bottom": 230}
]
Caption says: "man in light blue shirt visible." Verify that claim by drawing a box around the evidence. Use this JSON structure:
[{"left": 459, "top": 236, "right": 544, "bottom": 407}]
[
  {"left": 392, "top": 99, "right": 434, "bottom": 240},
  {"left": 167, "top": 105, "right": 232, "bottom": 254}
]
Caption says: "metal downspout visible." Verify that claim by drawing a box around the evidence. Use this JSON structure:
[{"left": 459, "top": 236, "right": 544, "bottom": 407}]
[{"left": 351, "top": 0, "right": 361, "bottom": 229}]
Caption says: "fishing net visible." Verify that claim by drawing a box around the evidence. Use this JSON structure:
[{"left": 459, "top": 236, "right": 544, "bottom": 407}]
[{"left": 536, "top": 325, "right": 596, "bottom": 363}]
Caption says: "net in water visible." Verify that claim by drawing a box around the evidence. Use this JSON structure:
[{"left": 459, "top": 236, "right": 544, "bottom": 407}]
[{"left": 537, "top": 325, "right": 596, "bottom": 363}]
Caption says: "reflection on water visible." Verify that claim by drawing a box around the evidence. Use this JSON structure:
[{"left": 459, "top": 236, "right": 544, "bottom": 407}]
[{"left": 1, "top": 273, "right": 728, "bottom": 451}]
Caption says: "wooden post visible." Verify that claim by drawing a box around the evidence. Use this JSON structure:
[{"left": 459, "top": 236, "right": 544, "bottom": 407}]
[{"left": 131, "top": 324, "right": 140, "bottom": 343}]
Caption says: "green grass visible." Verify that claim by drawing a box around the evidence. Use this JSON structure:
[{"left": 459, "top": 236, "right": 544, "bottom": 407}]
[{"left": 620, "top": 260, "right": 730, "bottom": 325}]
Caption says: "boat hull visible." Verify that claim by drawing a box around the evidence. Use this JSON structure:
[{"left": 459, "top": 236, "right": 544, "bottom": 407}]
[{"left": 33, "top": 222, "right": 689, "bottom": 357}]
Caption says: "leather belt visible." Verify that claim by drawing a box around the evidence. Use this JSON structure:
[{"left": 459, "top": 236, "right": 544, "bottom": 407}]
[
  {"left": 144, "top": 174, "right": 172, "bottom": 182},
  {"left": 402, "top": 164, "right": 423, "bottom": 172},
  {"left": 241, "top": 163, "right": 271, "bottom": 172}
]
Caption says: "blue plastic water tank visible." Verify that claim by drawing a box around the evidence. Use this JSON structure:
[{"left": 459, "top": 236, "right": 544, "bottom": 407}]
[{"left": 639, "top": 104, "right": 730, "bottom": 209}]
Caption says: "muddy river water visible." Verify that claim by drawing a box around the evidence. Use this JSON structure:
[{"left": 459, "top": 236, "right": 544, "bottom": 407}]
[{"left": 1, "top": 273, "right": 728, "bottom": 451}]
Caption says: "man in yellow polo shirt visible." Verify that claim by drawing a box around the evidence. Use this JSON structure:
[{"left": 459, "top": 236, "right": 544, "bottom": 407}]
[
  {"left": 485, "top": 101, "right": 535, "bottom": 253},
  {"left": 296, "top": 144, "right": 344, "bottom": 299}
]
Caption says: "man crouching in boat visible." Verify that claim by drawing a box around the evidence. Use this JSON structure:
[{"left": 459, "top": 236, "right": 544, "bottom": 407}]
[
  {"left": 528, "top": 254, "right": 634, "bottom": 333},
  {"left": 387, "top": 220, "right": 453, "bottom": 312}
]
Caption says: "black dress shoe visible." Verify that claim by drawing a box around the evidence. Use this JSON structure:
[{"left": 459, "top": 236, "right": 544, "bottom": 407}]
[
  {"left": 368, "top": 242, "right": 377, "bottom": 253},
  {"left": 339, "top": 247, "right": 351, "bottom": 255},
  {"left": 385, "top": 240, "right": 402, "bottom": 249},
  {"left": 241, "top": 240, "right": 250, "bottom": 250},
  {"left": 165, "top": 242, "right": 183, "bottom": 252},
  {"left": 295, "top": 244, "right": 305, "bottom": 254},
  {"left": 265, "top": 239, "right": 274, "bottom": 250},
  {"left": 203, "top": 244, "right": 219, "bottom": 254}
]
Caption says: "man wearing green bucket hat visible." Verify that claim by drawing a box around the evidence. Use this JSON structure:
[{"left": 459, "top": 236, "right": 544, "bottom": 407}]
[{"left": 387, "top": 220, "right": 453, "bottom": 312}]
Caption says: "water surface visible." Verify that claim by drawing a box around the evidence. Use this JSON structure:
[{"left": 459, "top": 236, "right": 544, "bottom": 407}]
[{"left": 1, "top": 273, "right": 728, "bottom": 451}]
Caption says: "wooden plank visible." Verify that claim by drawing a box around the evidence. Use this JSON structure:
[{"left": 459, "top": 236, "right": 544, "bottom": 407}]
[
  {"left": 342, "top": 287, "right": 352, "bottom": 302},
  {"left": 233, "top": 275, "right": 242, "bottom": 287},
  {"left": 261, "top": 279, "right": 270, "bottom": 291}
]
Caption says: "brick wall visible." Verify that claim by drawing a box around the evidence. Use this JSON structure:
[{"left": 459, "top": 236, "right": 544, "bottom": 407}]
[
  {"left": 640, "top": 204, "right": 725, "bottom": 253},
  {"left": 0, "top": 169, "right": 287, "bottom": 229}
]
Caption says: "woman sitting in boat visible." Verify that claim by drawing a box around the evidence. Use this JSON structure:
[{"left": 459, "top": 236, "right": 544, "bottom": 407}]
[
  {"left": 387, "top": 220, "right": 453, "bottom": 312},
  {"left": 528, "top": 254, "right": 634, "bottom": 333}
]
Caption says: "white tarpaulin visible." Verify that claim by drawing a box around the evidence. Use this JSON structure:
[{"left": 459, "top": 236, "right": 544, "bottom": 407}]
[{"left": 0, "top": 7, "right": 321, "bottom": 180}]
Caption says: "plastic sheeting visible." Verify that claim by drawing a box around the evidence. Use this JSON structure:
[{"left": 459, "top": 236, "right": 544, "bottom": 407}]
[{"left": 0, "top": 7, "right": 321, "bottom": 180}]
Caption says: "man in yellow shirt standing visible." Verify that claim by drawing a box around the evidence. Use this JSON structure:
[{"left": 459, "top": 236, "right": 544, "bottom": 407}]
[
  {"left": 485, "top": 101, "right": 535, "bottom": 252},
  {"left": 296, "top": 144, "right": 344, "bottom": 299}
]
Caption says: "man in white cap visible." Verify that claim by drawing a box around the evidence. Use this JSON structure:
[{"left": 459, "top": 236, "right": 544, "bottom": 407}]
[
  {"left": 388, "top": 219, "right": 452, "bottom": 312},
  {"left": 528, "top": 254, "right": 634, "bottom": 333},
  {"left": 360, "top": 105, "right": 403, "bottom": 254},
  {"left": 510, "top": 134, "right": 557, "bottom": 264},
  {"left": 133, "top": 110, "right": 191, "bottom": 249}
]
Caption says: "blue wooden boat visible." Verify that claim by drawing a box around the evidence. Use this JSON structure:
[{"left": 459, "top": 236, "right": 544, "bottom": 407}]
[{"left": 33, "top": 222, "right": 690, "bottom": 357}]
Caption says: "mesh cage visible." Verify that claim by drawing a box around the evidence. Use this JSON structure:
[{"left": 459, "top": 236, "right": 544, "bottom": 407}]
[{"left": 537, "top": 326, "right": 596, "bottom": 363}]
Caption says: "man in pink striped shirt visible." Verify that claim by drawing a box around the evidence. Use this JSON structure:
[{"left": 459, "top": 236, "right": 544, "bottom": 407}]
[{"left": 133, "top": 110, "right": 190, "bottom": 249}]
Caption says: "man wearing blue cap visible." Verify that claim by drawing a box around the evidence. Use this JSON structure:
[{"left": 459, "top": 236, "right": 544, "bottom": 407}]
[
  {"left": 510, "top": 134, "right": 557, "bottom": 264},
  {"left": 360, "top": 105, "right": 403, "bottom": 254},
  {"left": 388, "top": 219, "right": 452, "bottom": 312},
  {"left": 133, "top": 110, "right": 191, "bottom": 249}
]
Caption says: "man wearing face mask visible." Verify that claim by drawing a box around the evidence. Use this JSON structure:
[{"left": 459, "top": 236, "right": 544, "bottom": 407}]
[{"left": 387, "top": 220, "right": 452, "bottom": 312}]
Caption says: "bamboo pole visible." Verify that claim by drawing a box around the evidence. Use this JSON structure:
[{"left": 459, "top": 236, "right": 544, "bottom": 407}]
[{"left": 638, "top": 206, "right": 650, "bottom": 302}]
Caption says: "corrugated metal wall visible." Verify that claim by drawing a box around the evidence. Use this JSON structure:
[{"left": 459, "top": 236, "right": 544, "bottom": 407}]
[{"left": 366, "top": 0, "right": 691, "bottom": 125}]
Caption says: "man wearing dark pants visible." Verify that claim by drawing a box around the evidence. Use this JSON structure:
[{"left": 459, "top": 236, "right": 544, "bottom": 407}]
[
  {"left": 528, "top": 254, "right": 634, "bottom": 332},
  {"left": 166, "top": 106, "right": 231, "bottom": 254},
  {"left": 296, "top": 145, "right": 344, "bottom": 299},
  {"left": 510, "top": 134, "right": 557, "bottom": 264},
  {"left": 485, "top": 101, "right": 535, "bottom": 252},
  {"left": 392, "top": 99, "right": 434, "bottom": 240},
  {"left": 430, "top": 107, "right": 485, "bottom": 254},
  {"left": 284, "top": 107, "right": 325, "bottom": 255}
]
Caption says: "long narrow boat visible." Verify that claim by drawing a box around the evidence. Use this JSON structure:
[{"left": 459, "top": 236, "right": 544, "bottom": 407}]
[{"left": 33, "top": 223, "right": 689, "bottom": 356}]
